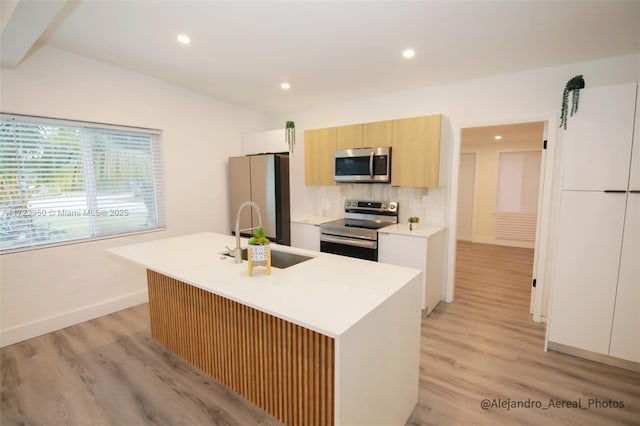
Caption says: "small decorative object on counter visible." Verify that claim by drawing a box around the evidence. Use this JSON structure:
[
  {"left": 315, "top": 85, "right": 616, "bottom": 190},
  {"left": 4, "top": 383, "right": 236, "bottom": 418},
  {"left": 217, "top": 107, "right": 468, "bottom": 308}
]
[
  {"left": 408, "top": 216, "right": 420, "bottom": 231},
  {"left": 285, "top": 121, "right": 295, "bottom": 152},
  {"left": 247, "top": 227, "right": 271, "bottom": 276},
  {"left": 560, "top": 74, "right": 585, "bottom": 130}
]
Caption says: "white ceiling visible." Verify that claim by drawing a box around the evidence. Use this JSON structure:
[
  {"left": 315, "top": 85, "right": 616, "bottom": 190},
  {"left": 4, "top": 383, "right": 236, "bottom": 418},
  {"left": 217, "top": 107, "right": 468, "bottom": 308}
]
[
  {"left": 462, "top": 121, "right": 545, "bottom": 147},
  {"left": 2, "top": 1, "right": 639, "bottom": 115}
]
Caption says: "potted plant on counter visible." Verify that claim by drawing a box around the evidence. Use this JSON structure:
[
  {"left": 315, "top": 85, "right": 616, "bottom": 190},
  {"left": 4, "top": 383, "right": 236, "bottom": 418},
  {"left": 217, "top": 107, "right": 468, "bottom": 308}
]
[
  {"left": 408, "top": 216, "right": 420, "bottom": 231},
  {"left": 247, "top": 227, "right": 271, "bottom": 275}
]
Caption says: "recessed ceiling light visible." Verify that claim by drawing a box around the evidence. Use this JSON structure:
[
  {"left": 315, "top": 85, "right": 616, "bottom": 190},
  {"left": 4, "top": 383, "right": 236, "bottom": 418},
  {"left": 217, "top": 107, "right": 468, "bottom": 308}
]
[
  {"left": 177, "top": 34, "right": 191, "bottom": 45},
  {"left": 402, "top": 49, "right": 415, "bottom": 58},
  {"left": 494, "top": 135, "right": 503, "bottom": 140},
  {"left": 280, "top": 82, "right": 291, "bottom": 90}
]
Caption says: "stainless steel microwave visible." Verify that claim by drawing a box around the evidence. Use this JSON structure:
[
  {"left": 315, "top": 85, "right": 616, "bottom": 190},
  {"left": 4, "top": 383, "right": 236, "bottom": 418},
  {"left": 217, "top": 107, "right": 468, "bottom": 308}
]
[{"left": 334, "top": 147, "right": 391, "bottom": 183}]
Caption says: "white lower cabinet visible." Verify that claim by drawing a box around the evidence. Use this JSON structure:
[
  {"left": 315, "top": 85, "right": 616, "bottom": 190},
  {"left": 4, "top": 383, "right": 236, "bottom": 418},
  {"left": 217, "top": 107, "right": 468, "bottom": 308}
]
[
  {"left": 547, "top": 191, "right": 627, "bottom": 355},
  {"left": 549, "top": 190, "right": 640, "bottom": 363},
  {"left": 609, "top": 194, "right": 640, "bottom": 361},
  {"left": 378, "top": 230, "right": 445, "bottom": 315},
  {"left": 291, "top": 222, "right": 320, "bottom": 251}
]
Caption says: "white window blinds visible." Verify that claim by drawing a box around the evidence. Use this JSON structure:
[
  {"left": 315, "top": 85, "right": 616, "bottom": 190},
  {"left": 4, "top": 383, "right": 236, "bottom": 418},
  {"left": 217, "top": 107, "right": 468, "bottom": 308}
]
[
  {"left": 0, "top": 115, "right": 165, "bottom": 252},
  {"left": 495, "top": 150, "right": 541, "bottom": 242}
]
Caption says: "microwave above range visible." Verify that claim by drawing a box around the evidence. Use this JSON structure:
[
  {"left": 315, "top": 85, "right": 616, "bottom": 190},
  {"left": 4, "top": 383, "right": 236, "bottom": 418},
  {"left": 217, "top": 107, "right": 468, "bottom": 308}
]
[{"left": 334, "top": 147, "right": 391, "bottom": 183}]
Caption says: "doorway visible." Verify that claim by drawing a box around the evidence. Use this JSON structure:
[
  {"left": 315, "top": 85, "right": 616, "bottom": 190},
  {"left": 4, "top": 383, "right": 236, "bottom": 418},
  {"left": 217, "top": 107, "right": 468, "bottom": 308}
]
[{"left": 455, "top": 121, "right": 545, "bottom": 316}]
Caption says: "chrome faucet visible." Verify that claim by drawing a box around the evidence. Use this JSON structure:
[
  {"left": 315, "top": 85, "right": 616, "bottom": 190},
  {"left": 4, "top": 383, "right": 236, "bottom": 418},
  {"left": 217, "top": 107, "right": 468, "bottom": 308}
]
[{"left": 234, "top": 201, "right": 263, "bottom": 263}]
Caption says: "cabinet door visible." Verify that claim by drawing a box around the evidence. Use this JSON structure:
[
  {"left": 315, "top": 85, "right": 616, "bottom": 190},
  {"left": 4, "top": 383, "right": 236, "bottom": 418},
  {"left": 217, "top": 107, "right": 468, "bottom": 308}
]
[
  {"left": 379, "top": 233, "right": 428, "bottom": 310},
  {"left": 336, "top": 124, "right": 363, "bottom": 150},
  {"left": 561, "top": 83, "right": 636, "bottom": 191},
  {"left": 291, "top": 222, "right": 320, "bottom": 251},
  {"left": 548, "top": 191, "right": 627, "bottom": 355},
  {"left": 611, "top": 95, "right": 640, "bottom": 362},
  {"left": 242, "top": 129, "right": 286, "bottom": 155},
  {"left": 609, "top": 193, "right": 640, "bottom": 362},
  {"left": 391, "top": 115, "right": 441, "bottom": 188},
  {"left": 305, "top": 127, "right": 336, "bottom": 186},
  {"left": 629, "top": 86, "right": 640, "bottom": 192},
  {"left": 363, "top": 120, "right": 392, "bottom": 148}
]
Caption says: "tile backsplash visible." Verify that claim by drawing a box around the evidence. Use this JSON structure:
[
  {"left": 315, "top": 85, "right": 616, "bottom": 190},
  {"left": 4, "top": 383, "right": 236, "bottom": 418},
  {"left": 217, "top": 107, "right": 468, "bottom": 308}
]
[{"left": 311, "top": 184, "right": 448, "bottom": 226}]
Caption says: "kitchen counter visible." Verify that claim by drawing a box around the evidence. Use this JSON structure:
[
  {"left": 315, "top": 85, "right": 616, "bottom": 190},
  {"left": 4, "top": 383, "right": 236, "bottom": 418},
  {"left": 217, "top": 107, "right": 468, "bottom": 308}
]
[
  {"left": 108, "top": 232, "right": 419, "bottom": 338},
  {"left": 380, "top": 223, "right": 446, "bottom": 238},
  {"left": 291, "top": 216, "right": 339, "bottom": 225},
  {"left": 109, "top": 232, "right": 422, "bottom": 425}
]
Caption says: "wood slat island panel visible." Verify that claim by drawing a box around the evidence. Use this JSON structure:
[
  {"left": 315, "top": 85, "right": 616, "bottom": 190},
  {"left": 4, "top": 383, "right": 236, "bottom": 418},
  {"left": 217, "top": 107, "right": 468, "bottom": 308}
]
[{"left": 147, "top": 269, "right": 334, "bottom": 426}]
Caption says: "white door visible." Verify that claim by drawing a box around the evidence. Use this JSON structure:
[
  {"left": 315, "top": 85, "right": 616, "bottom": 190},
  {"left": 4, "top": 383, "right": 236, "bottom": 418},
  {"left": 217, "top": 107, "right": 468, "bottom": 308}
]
[{"left": 456, "top": 153, "right": 475, "bottom": 241}]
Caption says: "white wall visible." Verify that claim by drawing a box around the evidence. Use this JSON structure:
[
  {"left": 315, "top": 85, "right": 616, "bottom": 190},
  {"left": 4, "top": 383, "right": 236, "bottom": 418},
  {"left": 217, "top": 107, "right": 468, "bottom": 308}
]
[
  {"left": 275, "top": 53, "right": 640, "bottom": 303},
  {"left": 0, "top": 46, "right": 272, "bottom": 345}
]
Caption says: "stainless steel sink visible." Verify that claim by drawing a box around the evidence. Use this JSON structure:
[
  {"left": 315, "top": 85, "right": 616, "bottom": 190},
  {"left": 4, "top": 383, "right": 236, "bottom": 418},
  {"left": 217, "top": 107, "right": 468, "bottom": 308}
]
[{"left": 223, "top": 248, "right": 313, "bottom": 269}]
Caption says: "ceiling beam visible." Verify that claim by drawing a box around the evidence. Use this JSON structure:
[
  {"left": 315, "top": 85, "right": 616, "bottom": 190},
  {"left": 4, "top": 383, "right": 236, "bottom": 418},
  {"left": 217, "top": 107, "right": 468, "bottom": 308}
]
[{"left": 1, "top": 0, "right": 67, "bottom": 68}]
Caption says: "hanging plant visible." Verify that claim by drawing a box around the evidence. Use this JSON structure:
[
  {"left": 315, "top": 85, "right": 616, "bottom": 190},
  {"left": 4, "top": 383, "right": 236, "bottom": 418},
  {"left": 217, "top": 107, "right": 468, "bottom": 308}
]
[
  {"left": 285, "top": 121, "right": 295, "bottom": 152},
  {"left": 559, "top": 75, "right": 585, "bottom": 130}
]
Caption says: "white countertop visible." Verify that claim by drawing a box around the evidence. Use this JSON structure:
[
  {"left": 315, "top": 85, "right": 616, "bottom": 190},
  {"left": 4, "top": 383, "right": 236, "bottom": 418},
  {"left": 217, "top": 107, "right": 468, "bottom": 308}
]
[
  {"left": 379, "top": 223, "right": 446, "bottom": 238},
  {"left": 291, "top": 216, "right": 340, "bottom": 225},
  {"left": 108, "top": 232, "right": 421, "bottom": 338}
]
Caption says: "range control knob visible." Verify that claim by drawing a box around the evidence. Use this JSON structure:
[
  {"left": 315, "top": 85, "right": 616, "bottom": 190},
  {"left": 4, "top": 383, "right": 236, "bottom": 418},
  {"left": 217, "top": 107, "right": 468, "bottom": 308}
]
[{"left": 388, "top": 202, "right": 397, "bottom": 211}]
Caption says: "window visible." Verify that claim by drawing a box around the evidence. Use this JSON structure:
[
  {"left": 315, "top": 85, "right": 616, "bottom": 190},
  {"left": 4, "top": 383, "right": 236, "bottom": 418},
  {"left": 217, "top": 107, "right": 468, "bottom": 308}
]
[
  {"left": 0, "top": 114, "right": 165, "bottom": 252},
  {"left": 497, "top": 150, "right": 541, "bottom": 213},
  {"left": 495, "top": 150, "right": 541, "bottom": 242}
]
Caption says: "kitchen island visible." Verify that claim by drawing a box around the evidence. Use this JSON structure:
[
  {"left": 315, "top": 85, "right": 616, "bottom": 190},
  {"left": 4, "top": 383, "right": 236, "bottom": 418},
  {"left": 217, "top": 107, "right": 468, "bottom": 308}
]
[{"left": 109, "top": 232, "right": 422, "bottom": 426}]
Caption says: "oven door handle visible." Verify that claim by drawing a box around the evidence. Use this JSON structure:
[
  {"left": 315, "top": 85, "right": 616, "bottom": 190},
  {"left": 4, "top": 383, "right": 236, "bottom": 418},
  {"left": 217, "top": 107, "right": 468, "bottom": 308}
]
[{"left": 320, "top": 234, "right": 377, "bottom": 249}]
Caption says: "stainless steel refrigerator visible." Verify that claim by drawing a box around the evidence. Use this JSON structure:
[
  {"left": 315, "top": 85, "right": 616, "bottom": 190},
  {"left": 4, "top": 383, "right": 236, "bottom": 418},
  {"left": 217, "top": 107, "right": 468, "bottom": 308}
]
[{"left": 228, "top": 153, "right": 290, "bottom": 245}]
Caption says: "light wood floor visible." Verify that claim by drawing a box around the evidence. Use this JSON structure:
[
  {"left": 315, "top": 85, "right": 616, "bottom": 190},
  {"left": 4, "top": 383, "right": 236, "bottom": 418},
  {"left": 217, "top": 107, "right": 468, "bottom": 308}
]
[
  {"left": 406, "top": 241, "right": 640, "bottom": 425},
  {"left": 2, "top": 241, "right": 639, "bottom": 425}
]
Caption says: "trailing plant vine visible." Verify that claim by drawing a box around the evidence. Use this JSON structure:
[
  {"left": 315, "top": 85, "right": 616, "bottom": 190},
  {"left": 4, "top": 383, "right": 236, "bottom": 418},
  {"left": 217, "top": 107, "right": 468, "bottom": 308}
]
[
  {"left": 560, "top": 75, "right": 585, "bottom": 130},
  {"left": 285, "top": 121, "right": 295, "bottom": 152}
]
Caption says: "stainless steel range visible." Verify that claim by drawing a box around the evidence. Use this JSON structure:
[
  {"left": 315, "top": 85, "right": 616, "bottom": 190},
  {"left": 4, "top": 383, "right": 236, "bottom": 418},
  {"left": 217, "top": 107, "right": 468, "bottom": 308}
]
[{"left": 320, "top": 199, "right": 399, "bottom": 261}]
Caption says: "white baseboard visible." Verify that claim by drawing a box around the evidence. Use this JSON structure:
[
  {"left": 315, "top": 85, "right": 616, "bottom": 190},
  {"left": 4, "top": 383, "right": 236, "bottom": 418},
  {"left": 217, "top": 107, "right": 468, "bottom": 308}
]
[{"left": 0, "top": 290, "right": 148, "bottom": 347}]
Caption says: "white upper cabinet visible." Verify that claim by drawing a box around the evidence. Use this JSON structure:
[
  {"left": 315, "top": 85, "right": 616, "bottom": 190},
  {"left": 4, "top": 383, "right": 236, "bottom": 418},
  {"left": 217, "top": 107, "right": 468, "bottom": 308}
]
[
  {"left": 242, "top": 129, "right": 287, "bottom": 155},
  {"left": 561, "top": 83, "right": 637, "bottom": 191}
]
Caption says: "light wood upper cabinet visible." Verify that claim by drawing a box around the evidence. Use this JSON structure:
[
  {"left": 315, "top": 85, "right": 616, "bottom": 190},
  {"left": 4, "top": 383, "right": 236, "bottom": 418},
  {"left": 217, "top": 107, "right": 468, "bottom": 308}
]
[
  {"left": 391, "top": 114, "right": 441, "bottom": 188},
  {"left": 304, "top": 115, "right": 441, "bottom": 187},
  {"left": 305, "top": 127, "right": 336, "bottom": 186},
  {"left": 363, "top": 120, "right": 392, "bottom": 148},
  {"left": 336, "top": 124, "right": 363, "bottom": 150},
  {"left": 336, "top": 121, "right": 393, "bottom": 150}
]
